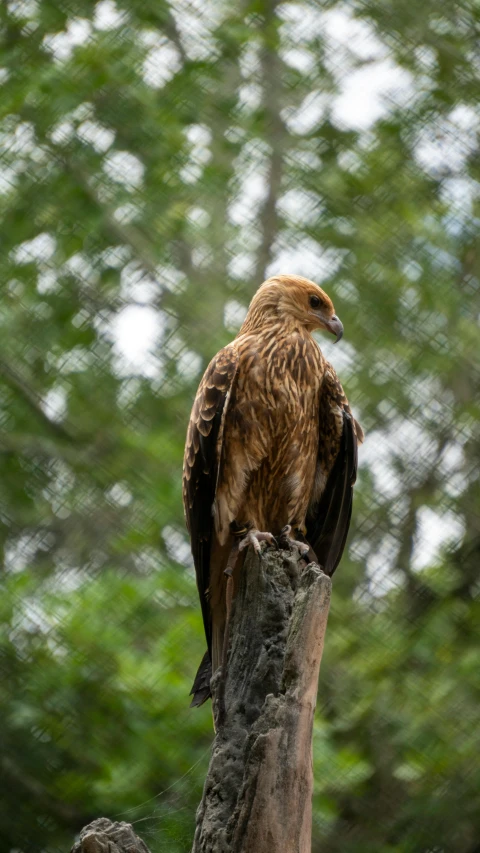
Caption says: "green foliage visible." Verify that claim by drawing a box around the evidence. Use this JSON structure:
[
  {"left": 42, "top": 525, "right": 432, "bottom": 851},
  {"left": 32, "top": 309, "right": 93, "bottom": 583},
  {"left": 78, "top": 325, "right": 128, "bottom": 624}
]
[{"left": 0, "top": 0, "right": 479, "bottom": 850}]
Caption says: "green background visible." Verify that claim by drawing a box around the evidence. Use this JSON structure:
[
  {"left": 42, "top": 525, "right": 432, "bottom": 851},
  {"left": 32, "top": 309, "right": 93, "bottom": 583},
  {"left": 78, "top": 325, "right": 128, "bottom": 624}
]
[{"left": 0, "top": 0, "right": 479, "bottom": 850}]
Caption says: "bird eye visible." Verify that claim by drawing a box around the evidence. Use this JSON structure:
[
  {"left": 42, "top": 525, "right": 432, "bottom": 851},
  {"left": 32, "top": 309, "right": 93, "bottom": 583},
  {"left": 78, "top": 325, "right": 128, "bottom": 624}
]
[{"left": 309, "top": 295, "right": 321, "bottom": 309}]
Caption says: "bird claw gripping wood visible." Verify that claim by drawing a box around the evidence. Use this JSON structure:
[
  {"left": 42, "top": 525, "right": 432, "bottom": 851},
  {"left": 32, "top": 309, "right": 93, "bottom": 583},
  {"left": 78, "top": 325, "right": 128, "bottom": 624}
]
[
  {"left": 237, "top": 528, "right": 278, "bottom": 558},
  {"left": 278, "top": 525, "right": 310, "bottom": 560}
]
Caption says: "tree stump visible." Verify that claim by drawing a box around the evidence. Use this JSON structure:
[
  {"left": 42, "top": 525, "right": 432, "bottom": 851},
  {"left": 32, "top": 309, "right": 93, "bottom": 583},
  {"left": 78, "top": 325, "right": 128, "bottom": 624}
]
[
  {"left": 192, "top": 545, "right": 332, "bottom": 853},
  {"left": 70, "top": 818, "right": 152, "bottom": 853}
]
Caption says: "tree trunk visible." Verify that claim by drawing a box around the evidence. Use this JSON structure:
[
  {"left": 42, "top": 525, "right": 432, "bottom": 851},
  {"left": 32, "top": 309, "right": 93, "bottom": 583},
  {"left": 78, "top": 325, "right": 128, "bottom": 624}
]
[{"left": 192, "top": 545, "right": 332, "bottom": 853}]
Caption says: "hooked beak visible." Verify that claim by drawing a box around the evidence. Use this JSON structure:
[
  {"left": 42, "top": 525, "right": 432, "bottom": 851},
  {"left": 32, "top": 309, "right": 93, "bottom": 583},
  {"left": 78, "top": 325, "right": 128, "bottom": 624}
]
[{"left": 323, "top": 314, "right": 344, "bottom": 343}]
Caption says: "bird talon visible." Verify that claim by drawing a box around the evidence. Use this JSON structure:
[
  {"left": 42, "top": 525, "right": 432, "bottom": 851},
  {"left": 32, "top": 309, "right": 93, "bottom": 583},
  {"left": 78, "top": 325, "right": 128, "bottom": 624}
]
[
  {"left": 238, "top": 528, "right": 276, "bottom": 556},
  {"left": 278, "top": 524, "right": 310, "bottom": 558},
  {"left": 298, "top": 544, "right": 310, "bottom": 559},
  {"left": 278, "top": 524, "right": 293, "bottom": 550}
]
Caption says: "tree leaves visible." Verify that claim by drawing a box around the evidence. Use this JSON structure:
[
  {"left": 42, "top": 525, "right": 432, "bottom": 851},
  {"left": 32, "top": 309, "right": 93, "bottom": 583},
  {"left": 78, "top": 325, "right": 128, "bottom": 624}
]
[{"left": 0, "top": 0, "right": 479, "bottom": 850}]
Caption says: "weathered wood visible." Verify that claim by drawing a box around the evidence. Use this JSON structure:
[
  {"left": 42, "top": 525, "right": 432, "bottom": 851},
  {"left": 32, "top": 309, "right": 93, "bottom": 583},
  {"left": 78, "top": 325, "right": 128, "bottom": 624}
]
[
  {"left": 192, "top": 545, "right": 332, "bottom": 853},
  {"left": 70, "top": 818, "right": 152, "bottom": 853}
]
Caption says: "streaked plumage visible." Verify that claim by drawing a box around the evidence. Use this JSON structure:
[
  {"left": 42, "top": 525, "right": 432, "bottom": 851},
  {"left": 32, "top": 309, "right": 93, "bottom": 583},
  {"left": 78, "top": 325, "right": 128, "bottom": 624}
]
[{"left": 183, "top": 275, "right": 363, "bottom": 706}]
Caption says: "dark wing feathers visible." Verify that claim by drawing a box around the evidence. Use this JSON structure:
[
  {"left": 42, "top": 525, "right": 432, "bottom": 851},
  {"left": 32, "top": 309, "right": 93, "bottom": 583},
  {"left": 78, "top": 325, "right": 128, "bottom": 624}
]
[
  {"left": 306, "top": 410, "right": 357, "bottom": 575},
  {"left": 306, "top": 368, "right": 360, "bottom": 576},
  {"left": 182, "top": 346, "right": 238, "bottom": 658},
  {"left": 189, "top": 649, "right": 212, "bottom": 707}
]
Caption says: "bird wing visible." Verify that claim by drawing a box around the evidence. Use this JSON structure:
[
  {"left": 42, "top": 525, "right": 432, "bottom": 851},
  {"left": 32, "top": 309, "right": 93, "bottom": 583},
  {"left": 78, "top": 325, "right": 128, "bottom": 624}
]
[
  {"left": 306, "top": 365, "right": 362, "bottom": 576},
  {"left": 182, "top": 344, "right": 239, "bottom": 656}
]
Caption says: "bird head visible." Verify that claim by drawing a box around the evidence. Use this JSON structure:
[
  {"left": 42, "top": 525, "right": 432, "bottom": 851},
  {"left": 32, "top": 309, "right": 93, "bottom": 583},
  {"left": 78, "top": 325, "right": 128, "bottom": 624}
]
[{"left": 244, "top": 275, "right": 344, "bottom": 342}]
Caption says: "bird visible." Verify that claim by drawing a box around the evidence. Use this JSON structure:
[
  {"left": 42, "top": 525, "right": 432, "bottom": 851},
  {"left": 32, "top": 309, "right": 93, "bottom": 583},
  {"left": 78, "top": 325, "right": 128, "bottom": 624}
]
[{"left": 182, "top": 274, "right": 363, "bottom": 707}]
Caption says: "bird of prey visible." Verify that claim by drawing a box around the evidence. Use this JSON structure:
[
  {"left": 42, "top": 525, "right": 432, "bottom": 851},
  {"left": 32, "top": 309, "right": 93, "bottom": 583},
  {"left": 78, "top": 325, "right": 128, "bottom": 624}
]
[{"left": 183, "top": 275, "right": 363, "bottom": 706}]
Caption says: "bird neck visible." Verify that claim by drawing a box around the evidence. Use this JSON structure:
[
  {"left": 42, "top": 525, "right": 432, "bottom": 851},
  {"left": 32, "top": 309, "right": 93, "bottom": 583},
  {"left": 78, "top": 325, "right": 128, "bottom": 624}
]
[{"left": 238, "top": 308, "right": 310, "bottom": 340}]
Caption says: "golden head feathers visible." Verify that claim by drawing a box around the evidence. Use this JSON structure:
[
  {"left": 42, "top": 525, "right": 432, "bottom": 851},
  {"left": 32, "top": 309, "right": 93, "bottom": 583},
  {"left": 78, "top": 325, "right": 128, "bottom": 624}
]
[{"left": 240, "top": 275, "right": 343, "bottom": 340}]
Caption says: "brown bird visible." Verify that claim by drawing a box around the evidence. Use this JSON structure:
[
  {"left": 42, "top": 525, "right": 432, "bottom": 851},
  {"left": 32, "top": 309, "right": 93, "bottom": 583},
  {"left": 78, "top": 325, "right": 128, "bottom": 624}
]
[{"left": 183, "top": 275, "right": 363, "bottom": 706}]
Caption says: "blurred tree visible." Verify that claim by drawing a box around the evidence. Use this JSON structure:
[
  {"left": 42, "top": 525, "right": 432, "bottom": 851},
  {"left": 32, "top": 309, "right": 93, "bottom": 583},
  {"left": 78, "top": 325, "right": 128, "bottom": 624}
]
[{"left": 0, "top": 0, "right": 479, "bottom": 851}]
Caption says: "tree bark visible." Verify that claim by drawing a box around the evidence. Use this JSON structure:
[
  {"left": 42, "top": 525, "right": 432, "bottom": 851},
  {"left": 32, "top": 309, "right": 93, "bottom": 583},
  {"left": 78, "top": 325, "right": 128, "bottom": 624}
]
[{"left": 192, "top": 545, "right": 332, "bottom": 853}]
